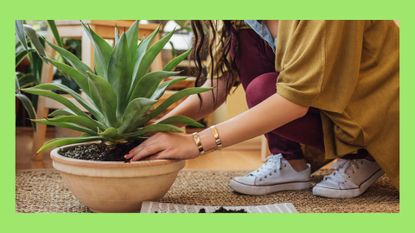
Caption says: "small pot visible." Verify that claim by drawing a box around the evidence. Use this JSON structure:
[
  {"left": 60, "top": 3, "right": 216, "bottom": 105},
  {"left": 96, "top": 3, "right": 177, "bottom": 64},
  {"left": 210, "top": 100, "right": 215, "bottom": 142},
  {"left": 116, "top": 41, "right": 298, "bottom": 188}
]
[{"left": 50, "top": 143, "right": 185, "bottom": 213}]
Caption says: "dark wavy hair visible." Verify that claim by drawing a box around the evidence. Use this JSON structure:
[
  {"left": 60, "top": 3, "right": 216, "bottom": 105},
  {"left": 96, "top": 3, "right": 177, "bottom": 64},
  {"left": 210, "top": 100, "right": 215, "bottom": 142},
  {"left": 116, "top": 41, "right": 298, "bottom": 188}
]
[{"left": 190, "top": 20, "right": 239, "bottom": 107}]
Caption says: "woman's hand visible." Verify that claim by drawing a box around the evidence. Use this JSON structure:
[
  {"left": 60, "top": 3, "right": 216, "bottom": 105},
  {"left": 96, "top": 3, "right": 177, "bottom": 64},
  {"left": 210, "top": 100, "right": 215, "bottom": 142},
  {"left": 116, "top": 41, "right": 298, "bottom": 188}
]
[{"left": 124, "top": 133, "right": 200, "bottom": 161}]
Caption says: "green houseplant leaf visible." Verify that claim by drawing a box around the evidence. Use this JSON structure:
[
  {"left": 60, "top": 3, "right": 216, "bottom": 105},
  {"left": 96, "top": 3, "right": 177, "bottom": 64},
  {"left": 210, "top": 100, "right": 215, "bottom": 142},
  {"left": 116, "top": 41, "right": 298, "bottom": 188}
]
[
  {"left": 31, "top": 82, "right": 104, "bottom": 122},
  {"left": 129, "top": 29, "right": 174, "bottom": 99},
  {"left": 22, "top": 87, "right": 87, "bottom": 117},
  {"left": 87, "top": 72, "right": 118, "bottom": 126},
  {"left": 49, "top": 109, "right": 75, "bottom": 117},
  {"left": 118, "top": 98, "right": 157, "bottom": 133},
  {"left": 44, "top": 115, "right": 105, "bottom": 131},
  {"left": 33, "top": 118, "right": 97, "bottom": 135},
  {"left": 23, "top": 25, "right": 46, "bottom": 59},
  {"left": 147, "top": 87, "right": 211, "bottom": 120},
  {"left": 132, "top": 26, "right": 160, "bottom": 82},
  {"left": 16, "top": 72, "right": 37, "bottom": 89},
  {"left": 150, "top": 77, "right": 188, "bottom": 100},
  {"left": 46, "top": 41, "right": 92, "bottom": 76},
  {"left": 134, "top": 30, "right": 174, "bottom": 81},
  {"left": 107, "top": 33, "right": 131, "bottom": 115},
  {"left": 16, "top": 21, "right": 28, "bottom": 48},
  {"left": 16, "top": 46, "right": 33, "bottom": 66},
  {"left": 47, "top": 20, "right": 64, "bottom": 47},
  {"left": 129, "top": 71, "right": 179, "bottom": 101},
  {"left": 123, "top": 123, "right": 183, "bottom": 139},
  {"left": 81, "top": 22, "right": 113, "bottom": 78},
  {"left": 124, "top": 21, "right": 139, "bottom": 75},
  {"left": 163, "top": 48, "right": 191, "bottom": 71},
  {"left": 15, "top": 93, "right": 37, "bottom": 122},
  {"left": 158, "top": 115, "right": 204, "bottom": 128},
  {"left": 45, "top": 58, "right": 90, "bottom": 95}
]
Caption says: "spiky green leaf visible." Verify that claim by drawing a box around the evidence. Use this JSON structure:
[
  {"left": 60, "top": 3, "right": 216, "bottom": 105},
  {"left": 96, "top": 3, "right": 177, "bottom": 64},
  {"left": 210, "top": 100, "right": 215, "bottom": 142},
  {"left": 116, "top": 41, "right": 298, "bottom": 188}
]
[
  {"left": 123, "top": 123, "right": 183, "bottom": 139},
  {"left": 163, "top": 48, "right": 191, "bottom": 71},
  {"left": 133, "top": 30, "right": 174, "bottom": 83},
  {"left": 16, "top": 47, "right": 33, "bottom": 66},
  {"left": 147, "top": 87, "right": 211, "bottom": 119},
  {"left": 114, "top": 26, "right": 120, "bottom": 45},
  {"left": 150, "top": 77, "right": 188, "bottom": 100},
  {"left": 49, "top": 109, "right": 74, "bottom": 117},
  {"left": 15, "top": 93, "right": 37, "bottom": 129},
  {"left": 129, "top": 71, "right": 179, "bottom": 101},
  {"left": 81, "top": 22, "right": 112, "bottom": 78},
  {"left": 125, "top": 21, "right": 139, "bottom": 51},
  {"left": 118, "top": 98, "right": 157, "bottom": 133},
  {"left": 46, "top": 41, "right": 91, "bottom": 76},
  {"left": 33, "top": 83, "right": 103, "bottom": 122},
  {"left": 45, "top": 58, "right": 90, "bottom": 94},
  {"left": 98, "top": 127, "right": 119, "bottom": 138},
  {"left": 131, "top": 26, "right": 160, "bottom": 83},
  {"left": 124, "top": 21, "right": 140, "bottom": 98},
  {"left": 107, "top": 34, "right": 131, "bottom": 115},
  {"left": 158, "top": 115, "right": 204, "bottom": 128},
  {"left": 22, "top": 87, "right": 87, "bottom": 117},
  {"left": 47, "top": 20, "right": 64, "bottom": 47},
  {"left": 23, "top": 25, "right": 46, "bottom": 58},
  {"left": 45, "top": 115, "right": 105, "bottom": 131},
  {"left": 87, "top": 72, "right": 118, "bottom": 126},
  {"left": 16, "top": 73, "right": 37, "bottom": 88},
  {"left": 16, "top": 21, "right": 28, "bottom": 50},
  {"left": 33, "top": 119, "right": 96, "bottom": 135}
]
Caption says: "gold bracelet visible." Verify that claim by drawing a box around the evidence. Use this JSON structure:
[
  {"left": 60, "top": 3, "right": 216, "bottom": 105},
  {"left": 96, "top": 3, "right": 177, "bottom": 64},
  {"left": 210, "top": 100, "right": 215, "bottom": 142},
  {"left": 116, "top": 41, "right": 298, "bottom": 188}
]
[
  {"left": 210, "top": 126, "right": 223, "bottom": 149},
  {"left": 192, "top": 132, "right": 205, "bottom": 155}
]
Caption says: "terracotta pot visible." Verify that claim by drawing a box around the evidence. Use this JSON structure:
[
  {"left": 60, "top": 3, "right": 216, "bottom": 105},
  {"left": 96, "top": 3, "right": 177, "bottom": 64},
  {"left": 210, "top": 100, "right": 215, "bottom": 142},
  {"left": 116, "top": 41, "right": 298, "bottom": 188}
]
[{"left": 50, "top": 143, "right": 185, "bottom": 213}]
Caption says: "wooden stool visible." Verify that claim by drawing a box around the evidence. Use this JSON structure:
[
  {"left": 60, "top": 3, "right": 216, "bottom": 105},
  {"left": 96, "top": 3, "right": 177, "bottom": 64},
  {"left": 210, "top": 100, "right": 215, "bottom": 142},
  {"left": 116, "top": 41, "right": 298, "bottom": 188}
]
[{"left": 33, "top": 20, "right": 162, "bottom": 160}]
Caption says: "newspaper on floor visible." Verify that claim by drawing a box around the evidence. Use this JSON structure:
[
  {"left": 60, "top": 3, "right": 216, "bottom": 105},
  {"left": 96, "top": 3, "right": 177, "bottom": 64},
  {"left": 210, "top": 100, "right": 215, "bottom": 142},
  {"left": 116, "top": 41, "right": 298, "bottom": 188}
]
[{"left": 140, "top": 201, "right": 298, "bottom": 213}]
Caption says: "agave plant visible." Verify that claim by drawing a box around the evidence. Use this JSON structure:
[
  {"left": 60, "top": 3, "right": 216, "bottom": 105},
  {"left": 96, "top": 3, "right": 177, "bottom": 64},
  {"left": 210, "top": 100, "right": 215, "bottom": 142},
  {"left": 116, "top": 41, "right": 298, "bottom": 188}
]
[{"left": 22, "top": 21, "right": 209, "bottom": 154}]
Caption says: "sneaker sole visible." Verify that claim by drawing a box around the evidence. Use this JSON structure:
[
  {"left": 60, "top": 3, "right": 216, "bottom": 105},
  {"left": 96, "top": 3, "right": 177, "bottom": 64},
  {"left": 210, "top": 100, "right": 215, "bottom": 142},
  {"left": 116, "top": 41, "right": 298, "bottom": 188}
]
[
  {"left": 229, "top": 179, "right": 312, "bottom": 196},
  {"left": 312, "top": 169, "right": 384, "bottom": 199}
]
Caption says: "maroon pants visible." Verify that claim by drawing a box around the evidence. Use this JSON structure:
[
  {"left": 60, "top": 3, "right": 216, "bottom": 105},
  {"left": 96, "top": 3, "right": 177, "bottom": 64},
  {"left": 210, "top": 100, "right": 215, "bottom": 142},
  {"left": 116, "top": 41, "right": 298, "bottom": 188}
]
[{"left": 232, "top": 29, "right": 324, "bottom": 159}]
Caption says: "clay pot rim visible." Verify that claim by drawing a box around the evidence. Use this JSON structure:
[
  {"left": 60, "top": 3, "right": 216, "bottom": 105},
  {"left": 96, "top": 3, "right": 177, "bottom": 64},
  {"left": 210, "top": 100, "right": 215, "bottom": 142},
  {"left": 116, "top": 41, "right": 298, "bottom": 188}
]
[{"left": 50, "top": 142, "right": 181, "bottom": 169}]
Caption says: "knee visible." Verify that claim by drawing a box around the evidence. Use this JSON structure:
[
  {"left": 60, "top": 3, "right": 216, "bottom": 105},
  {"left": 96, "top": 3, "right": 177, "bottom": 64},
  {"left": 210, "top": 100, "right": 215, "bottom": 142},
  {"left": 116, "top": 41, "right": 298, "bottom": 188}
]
[{"left": 245, "top": 72, "right": 277, "bottom": 107}]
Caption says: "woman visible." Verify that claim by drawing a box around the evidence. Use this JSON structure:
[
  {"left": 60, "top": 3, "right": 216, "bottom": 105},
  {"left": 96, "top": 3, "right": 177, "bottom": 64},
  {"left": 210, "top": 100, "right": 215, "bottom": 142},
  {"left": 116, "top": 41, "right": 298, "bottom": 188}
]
[{"left": 125, "top": 20, "right": 399, "bottom": 198}]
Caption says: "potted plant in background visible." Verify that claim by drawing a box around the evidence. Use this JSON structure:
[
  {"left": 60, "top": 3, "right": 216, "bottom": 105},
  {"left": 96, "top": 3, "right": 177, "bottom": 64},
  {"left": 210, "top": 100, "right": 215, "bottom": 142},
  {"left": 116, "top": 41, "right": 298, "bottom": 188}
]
[
  {"left": 16, "top": 20, "right": 84, "bottom": 134},
  {"left": 21, "top": 20, "right": 209, "bottom": 212},
  {"left": 15, "top": 21, "right": 46, "bottom": 128}
]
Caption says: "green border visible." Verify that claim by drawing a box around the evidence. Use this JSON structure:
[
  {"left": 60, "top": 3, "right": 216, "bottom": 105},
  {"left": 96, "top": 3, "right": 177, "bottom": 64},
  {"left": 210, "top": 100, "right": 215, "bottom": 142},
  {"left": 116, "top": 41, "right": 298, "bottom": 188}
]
[{"left": 1, "top": 0, "right": 412, "bottom": 232}]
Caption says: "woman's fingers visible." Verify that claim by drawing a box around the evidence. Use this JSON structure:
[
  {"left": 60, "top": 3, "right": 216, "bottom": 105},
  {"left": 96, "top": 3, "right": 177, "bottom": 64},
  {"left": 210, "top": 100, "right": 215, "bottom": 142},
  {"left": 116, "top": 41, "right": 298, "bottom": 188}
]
[
  {"left": 145, "top": 151, "right": 171, "bottom": 160},
  {"left": 123, "top": 132, "right": 195, "bottom": 161},
  {"left": 124, "top": 134, "right": 162, "bottom": 160},
  {"left": 129, "top": 144, "right": 164, "bottom": 161}
]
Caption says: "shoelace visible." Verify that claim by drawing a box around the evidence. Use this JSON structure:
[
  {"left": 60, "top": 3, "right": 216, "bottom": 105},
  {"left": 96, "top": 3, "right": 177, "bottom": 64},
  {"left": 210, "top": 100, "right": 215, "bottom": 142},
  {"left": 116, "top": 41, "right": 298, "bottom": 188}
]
[
  {"left": 324, "top": 159, "right": 364, "bottom": 185},
  {"left": 249, "top": 154, "right": 283, "bottom": 178}
]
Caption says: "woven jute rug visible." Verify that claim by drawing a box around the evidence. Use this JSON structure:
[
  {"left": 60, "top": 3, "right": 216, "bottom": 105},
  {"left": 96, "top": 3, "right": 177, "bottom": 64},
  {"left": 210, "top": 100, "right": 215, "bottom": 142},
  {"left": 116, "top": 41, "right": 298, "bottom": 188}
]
[{"left": 16, "top": 169, "right": 399, "bottom": 213}]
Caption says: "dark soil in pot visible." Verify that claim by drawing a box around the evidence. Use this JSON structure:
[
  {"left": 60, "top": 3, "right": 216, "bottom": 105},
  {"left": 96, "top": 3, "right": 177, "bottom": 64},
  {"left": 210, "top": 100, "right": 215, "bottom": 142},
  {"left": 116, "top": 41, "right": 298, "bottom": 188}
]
[
  {"left": 198, "top": 207, "right": 248, "bottom": 213},
  {"left": 58, "top": 140, "right": 144, "bottom": 162}
]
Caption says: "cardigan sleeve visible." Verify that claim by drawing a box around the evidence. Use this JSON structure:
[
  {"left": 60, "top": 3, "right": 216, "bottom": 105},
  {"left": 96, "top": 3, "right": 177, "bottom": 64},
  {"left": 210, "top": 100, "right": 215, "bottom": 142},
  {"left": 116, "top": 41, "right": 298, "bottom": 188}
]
[{"left": 276, "top": 20, "right": 366, "bottom": 112}]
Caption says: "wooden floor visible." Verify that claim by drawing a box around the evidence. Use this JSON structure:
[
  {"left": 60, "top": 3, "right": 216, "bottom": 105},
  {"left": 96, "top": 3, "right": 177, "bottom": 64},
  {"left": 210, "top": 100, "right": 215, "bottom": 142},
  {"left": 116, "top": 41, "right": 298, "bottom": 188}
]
[{"left": 16, "top": 127, "right": 263, "bottom": 171}]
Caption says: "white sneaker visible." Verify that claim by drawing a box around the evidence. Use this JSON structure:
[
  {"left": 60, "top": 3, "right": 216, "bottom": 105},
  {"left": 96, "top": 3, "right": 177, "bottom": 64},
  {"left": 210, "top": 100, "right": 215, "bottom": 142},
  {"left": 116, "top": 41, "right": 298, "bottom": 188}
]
[
  {"left": 229, "top": 154, "right": 311, "bottom": 195},
  {"left": 312, "top": 158, "right": 384, "bottom": 198}
]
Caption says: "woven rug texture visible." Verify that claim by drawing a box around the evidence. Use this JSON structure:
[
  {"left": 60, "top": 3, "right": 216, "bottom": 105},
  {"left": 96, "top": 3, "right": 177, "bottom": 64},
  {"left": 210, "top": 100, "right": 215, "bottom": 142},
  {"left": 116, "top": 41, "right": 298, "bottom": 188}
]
[{"left": 15, "top": 169, "right": 399, "bottom": 213}]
